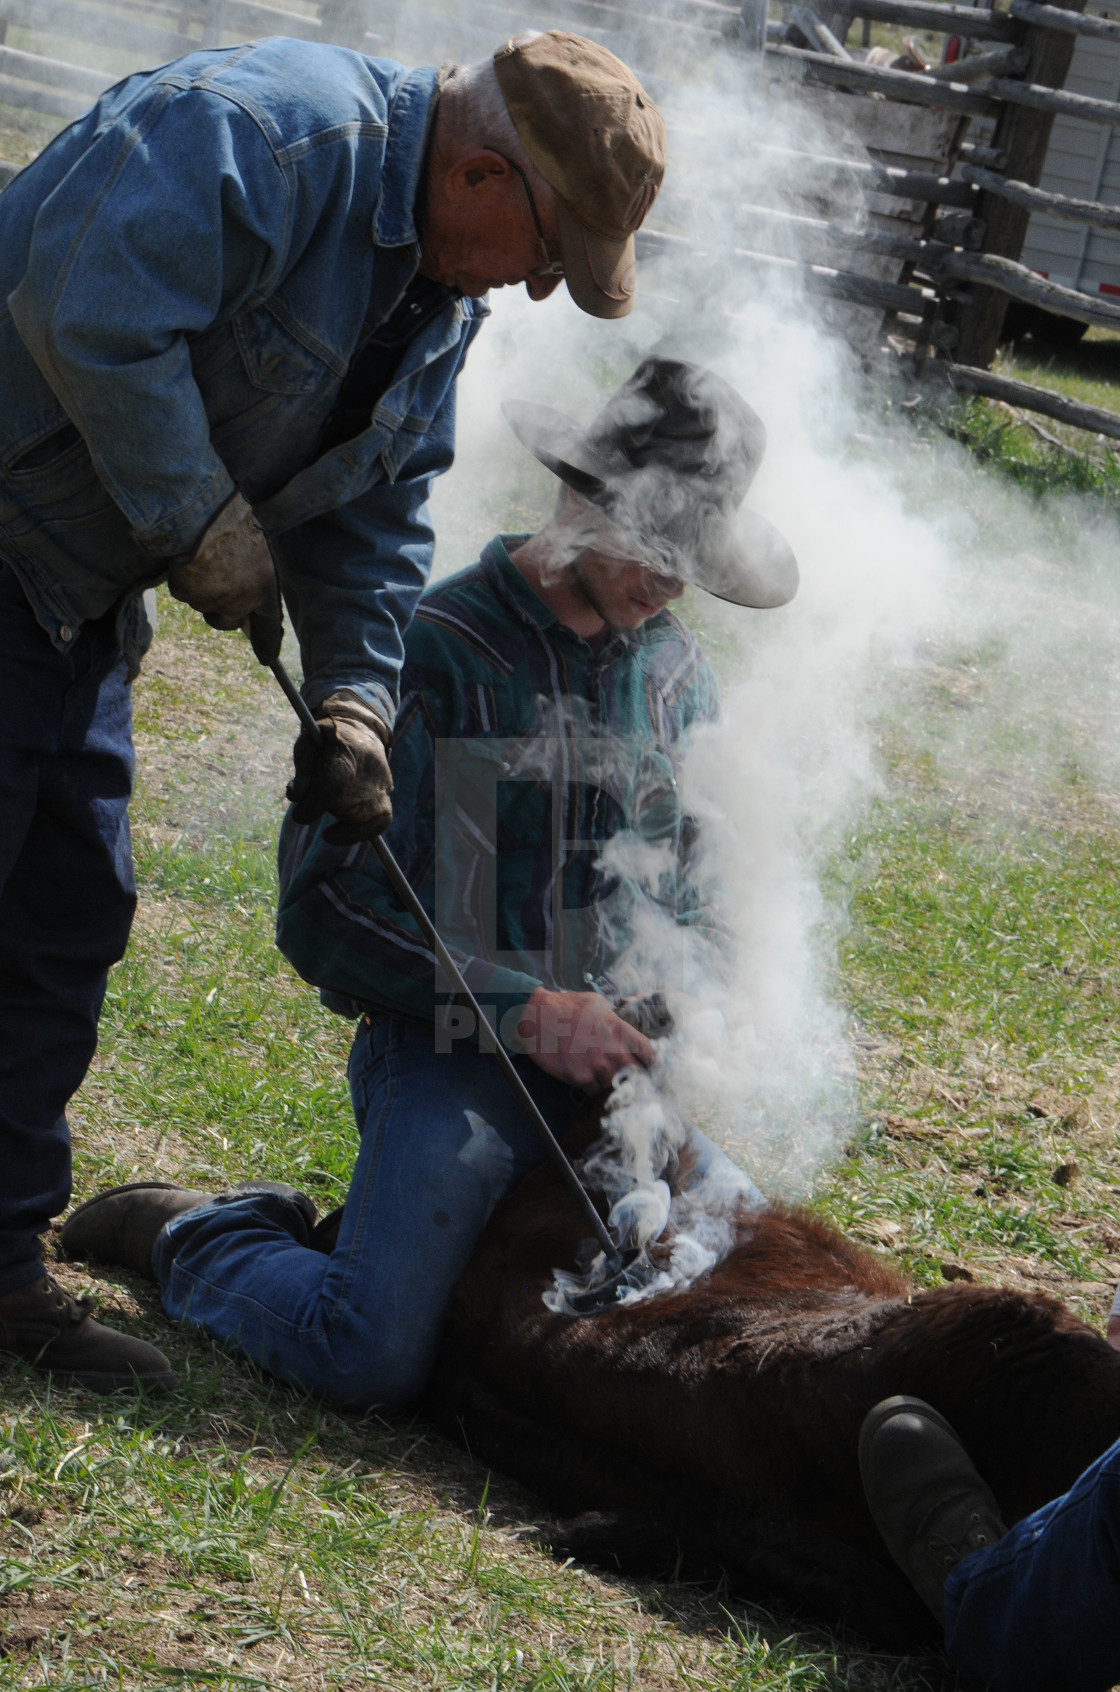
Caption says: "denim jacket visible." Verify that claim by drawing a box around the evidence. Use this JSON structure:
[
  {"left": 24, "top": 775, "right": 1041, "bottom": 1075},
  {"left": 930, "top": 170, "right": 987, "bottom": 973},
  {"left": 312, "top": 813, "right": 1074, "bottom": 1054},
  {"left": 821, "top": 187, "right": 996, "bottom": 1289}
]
[{"left": 0, "top": 40, "right": 487, "bottom": 711}]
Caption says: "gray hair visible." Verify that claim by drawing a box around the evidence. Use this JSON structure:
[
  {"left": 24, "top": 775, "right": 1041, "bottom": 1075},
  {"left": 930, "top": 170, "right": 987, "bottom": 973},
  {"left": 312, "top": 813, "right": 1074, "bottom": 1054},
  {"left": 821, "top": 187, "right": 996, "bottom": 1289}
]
[{"left": 441, "top": 45, "right": 548, "bottom": 192}]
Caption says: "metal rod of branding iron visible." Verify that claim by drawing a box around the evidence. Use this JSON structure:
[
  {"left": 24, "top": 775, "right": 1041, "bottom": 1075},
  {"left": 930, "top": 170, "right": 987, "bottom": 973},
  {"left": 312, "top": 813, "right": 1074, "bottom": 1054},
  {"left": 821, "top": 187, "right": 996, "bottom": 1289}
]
[{"left": 262, "top": 647, "right": 618, "bottom": 1260}]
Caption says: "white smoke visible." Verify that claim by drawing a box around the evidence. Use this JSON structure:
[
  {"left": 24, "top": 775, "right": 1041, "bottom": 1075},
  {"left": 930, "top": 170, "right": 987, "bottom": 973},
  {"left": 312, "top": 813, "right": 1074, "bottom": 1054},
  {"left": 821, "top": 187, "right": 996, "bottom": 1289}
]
[{"left": 424, "top": 35, "right": 1120, "bottom": 1307}]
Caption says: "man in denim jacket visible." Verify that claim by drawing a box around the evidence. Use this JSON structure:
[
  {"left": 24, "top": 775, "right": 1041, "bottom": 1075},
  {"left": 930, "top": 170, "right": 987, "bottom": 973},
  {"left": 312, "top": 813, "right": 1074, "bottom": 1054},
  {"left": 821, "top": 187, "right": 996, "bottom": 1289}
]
[{"left": 0, "top": 31, "right": 665, "bottom": 1390}]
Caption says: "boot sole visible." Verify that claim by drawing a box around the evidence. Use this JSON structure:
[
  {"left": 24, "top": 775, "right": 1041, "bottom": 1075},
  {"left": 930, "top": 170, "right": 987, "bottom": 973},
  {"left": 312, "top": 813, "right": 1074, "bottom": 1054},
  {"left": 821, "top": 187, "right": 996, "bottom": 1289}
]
[
  {"left": 1, "top": 1347, "right": 177, "bottom": 1394},
  {"left": 19, "top": 1363, "right": 177, "bottom": 1394},
  {"left": 858, "top": 1393, "right": 961, "bottom": 1496}
]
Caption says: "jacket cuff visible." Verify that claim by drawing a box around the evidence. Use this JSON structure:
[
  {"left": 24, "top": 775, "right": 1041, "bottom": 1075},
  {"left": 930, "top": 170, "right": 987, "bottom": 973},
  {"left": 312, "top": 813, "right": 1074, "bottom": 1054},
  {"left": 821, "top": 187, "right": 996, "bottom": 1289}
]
[
  {"left": 132, "top": 472, "right": 237, "bottom": 562},
  {"left": 303, "top": 677, "right": 396, "bottom": 730}
]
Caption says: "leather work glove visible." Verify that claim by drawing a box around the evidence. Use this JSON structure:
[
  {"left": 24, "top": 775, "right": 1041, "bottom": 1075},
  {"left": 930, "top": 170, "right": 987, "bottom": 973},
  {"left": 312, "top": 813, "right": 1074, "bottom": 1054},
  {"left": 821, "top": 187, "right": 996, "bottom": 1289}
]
[
  {"left": 286, "top": 692, "right": 393, "bottom": 845},
  {"left": 166, "top": 492, "right": 276, "bottom": 630}
]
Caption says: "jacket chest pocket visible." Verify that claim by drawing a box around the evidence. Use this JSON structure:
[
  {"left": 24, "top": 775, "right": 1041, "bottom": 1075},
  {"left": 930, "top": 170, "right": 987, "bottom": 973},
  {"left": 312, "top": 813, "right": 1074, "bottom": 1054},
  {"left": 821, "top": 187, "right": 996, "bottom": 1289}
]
[
  {"left": 233, "top": 306, "right": 335, "bottom": 395},
  {"left": 373, "top": 347, "right": 461, "bottom": 480}
]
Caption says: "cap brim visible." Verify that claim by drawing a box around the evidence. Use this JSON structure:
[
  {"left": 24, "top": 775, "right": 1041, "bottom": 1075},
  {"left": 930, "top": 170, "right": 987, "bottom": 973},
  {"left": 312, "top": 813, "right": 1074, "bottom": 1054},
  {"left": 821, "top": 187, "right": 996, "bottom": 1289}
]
[
  {"left": 557, "top": 202, "right": 636, "bottom": 319},
  {"left": 694, "top": 509, "right": 799, "bottom": 610}
]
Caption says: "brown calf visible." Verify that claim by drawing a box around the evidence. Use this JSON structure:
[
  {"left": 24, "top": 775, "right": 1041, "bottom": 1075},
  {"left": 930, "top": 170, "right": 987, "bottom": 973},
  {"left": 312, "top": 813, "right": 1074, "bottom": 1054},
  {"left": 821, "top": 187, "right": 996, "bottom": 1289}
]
[{"left": 428, "top": 1120, "right": 1120, "bottom": 1647}]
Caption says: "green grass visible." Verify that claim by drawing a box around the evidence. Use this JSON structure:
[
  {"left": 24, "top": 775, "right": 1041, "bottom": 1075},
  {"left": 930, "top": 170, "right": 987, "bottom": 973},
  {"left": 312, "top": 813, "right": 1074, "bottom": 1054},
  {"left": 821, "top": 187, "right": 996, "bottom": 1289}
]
[
  {"left": 821, "top": 805, "right": 1120, "bottom": 1296},
  {"left": 933, "top": 393, "right": 1120, "bottom": 498},
  {"left": 921, "top": 332, "right": 1120, "bottom": 500},
  {"left": 999, "top": 331, "right": 1120, "bottom": 419}
]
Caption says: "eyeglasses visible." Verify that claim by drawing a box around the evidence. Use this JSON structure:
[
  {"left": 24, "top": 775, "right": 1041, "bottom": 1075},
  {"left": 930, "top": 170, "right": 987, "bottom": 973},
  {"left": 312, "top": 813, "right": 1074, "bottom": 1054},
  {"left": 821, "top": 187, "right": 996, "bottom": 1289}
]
[{"left": 496, "top": 153, "right": 565, "bottom": 276}]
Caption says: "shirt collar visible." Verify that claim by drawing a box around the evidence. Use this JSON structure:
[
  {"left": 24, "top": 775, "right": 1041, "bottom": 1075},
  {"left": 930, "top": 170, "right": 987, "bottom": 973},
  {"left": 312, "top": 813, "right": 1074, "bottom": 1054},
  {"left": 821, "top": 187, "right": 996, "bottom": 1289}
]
[
  {"left": 373, "top": 65, "right": 442, "bottom": 251},
  {"left": 481, "top": 536, "right": 553, "bottom": 629},
  {"left": 481, "top": 535, "right": 640, "bottom": 656}
]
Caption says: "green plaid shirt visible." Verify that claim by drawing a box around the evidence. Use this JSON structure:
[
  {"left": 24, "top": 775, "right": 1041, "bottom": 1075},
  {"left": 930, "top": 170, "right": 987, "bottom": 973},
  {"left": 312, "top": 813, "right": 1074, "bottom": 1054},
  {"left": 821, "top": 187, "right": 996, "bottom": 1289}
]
[{"left": 277, "top": 535, "right": 722, "bottom": 1035}]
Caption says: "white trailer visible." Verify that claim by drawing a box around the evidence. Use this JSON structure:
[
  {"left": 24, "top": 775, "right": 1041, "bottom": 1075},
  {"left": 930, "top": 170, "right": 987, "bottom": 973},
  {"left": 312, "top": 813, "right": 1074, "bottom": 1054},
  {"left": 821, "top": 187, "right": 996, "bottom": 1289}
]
[{"left": 1014, "top": 0, "right": 1120, "bottom": 341}]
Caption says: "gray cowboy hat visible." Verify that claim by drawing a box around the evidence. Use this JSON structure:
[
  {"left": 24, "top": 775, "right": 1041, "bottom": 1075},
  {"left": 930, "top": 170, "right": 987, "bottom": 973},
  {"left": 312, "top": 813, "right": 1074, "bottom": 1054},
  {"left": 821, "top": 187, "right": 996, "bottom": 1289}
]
[{"left": 502, "top": 357, "right": 798, "bottom": 609}]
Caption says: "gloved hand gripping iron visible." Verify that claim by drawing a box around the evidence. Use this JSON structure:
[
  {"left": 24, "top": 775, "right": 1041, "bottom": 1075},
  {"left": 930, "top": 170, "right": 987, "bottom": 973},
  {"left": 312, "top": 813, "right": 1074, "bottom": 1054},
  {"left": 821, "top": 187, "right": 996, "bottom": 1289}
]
[
  {"left": 167, "top": 493, "right": 276, "bottom": 630},
  {"left": 244, "top": 592, "right": 661, "bottom": 1312},
  {"left": 245, "top": 579, "right": 393, "bottom": 847}
]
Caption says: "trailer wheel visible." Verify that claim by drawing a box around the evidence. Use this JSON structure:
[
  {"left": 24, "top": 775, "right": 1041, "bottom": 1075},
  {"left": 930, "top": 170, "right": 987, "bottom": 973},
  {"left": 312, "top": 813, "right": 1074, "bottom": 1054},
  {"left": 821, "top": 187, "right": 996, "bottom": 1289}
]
[
  {"left": 1000, "top": 302, "right": 1039, "bottom": 343},
  {"left": 1028, "top": 309, "right": 1088, "bottom": 348}
]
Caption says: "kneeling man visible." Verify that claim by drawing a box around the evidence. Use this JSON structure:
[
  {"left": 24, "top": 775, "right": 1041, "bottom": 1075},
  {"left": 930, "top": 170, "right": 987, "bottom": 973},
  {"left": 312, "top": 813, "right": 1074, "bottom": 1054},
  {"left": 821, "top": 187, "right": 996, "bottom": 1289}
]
[{"left": 63, "top": 358, "right": 797, "bottom": 1407}]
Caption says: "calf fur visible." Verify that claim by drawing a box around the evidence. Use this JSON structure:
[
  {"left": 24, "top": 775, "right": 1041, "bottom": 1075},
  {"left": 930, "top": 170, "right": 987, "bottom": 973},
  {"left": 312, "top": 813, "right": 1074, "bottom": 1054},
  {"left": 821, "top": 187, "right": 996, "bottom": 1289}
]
[{"left": 428, "top": 1119, "right": 1120, "bottom": 1647}]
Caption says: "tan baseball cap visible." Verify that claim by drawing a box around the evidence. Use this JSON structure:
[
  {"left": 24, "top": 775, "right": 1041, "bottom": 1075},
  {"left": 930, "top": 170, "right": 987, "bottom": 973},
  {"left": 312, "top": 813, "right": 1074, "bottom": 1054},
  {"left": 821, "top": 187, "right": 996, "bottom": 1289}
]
[{"left": 493, "top": 31, "right": 666, "bottom": 319}]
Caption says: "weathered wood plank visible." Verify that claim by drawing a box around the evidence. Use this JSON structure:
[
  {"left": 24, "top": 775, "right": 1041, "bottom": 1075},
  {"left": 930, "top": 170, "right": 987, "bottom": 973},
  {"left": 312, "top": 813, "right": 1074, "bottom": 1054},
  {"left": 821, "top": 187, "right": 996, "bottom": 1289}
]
[
  {"left": 751, "top": 142, "right": 978, "bottom": 207},
  {"left": 217, "top": 0, "right": 323, "bottom": 41},
  {"left": 0, "top": 73, "right": 85, "bottom": 118},
  {"left": 930, "top": 44, "right": 1029, "bottom": 81},
  {"left": 935, "top": 246, "right": 1120, "bottom": 327},
  {"left": 839, "top": 0, "right": 1023, "bottom": 41},
  {"left": 988, "top": 72, "right": 1120, "bottom": 126},
  {"left": 799, "top": 84, "right": 965, "bottom": 163},
  {"left": 1010, "top": 0, "right": 1120, "bottom": 41},
  {"left": 932, "top": 359, "right": 1120, "bottom": 440},
  {"left": 748, "top": 248, "right": 938, "bottom": 313},
  {"left": 0, "top": 0, "right": 196, "bottom": 59},
  {"left": 950, "top": 0, "right": 1086, "bottom": 366},
  {"left": 959, "top": 140, "right": 1010, "bottom": 168},
  {"left": 637, "top": 225, "right": 935, "bottom": 312},
  {"left": 766, "top": 43, "right": 1000, "bottom": 116},
  {"left": 791, "top": 5, "right": 852, "bottom": 57},
  {"left": 960, "top": 159, "right": 1120, "bottom": 231},
  {"left": 725, "top": 199, "right": 941, "bottom": 263},
  {"left": 0, "top": 45, "right": 113, "bottom": 99}
]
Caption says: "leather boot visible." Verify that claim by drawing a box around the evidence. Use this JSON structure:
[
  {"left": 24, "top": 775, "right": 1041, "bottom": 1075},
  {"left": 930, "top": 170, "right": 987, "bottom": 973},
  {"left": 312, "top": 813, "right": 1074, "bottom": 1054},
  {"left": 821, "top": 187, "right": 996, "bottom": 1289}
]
[
  {"left": 60, "top": 1182, "right": 210, "bottom": 1279},
  {"left": 60, "top": 1180, "right": 319, "bottom": 1279},
  {"left": 859, "top": 1395, "right": 1007, "bottom": 1622},
  {"left": 0, "top": 1273, "right": 175, "bottom": 1393}
]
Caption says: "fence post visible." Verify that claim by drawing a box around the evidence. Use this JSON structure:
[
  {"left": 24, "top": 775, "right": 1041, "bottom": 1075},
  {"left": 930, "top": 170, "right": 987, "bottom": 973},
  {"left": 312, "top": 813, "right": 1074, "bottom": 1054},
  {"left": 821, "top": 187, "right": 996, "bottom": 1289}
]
[
  {"left": 200, "top": 0, "right": 226, "bottom": 48},
  {"left": 950, "top": 0, "right": 1087, "bottom": 365}
]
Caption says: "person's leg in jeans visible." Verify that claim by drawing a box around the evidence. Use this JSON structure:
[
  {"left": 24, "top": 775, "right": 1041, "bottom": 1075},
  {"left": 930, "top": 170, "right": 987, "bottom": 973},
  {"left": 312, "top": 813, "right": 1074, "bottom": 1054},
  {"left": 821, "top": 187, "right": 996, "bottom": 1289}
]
[
  {"left": 0, "top": 566, "right": 136, "bottom": 1273},
  {"left": 0, "top": 562, "right": 172, "bottom": 1387},
  {"left": 943, "top": 1434, "right": 1120, "bottom": 1692},
  {"left": 154, "top": 1013, "right": 577, "bottom": 1406}
]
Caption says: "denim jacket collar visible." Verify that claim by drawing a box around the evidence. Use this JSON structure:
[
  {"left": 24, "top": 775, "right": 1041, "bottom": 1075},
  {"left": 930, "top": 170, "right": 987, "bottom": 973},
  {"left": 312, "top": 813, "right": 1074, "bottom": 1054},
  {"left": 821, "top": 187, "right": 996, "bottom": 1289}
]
[{"left": 373, "top": 65, "right": 441, "bottom": 251}]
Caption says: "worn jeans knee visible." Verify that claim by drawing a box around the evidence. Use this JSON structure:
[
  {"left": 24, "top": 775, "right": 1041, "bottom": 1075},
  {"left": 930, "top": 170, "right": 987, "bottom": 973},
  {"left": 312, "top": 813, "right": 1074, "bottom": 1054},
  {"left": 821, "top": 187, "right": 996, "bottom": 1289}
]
[{"left": 153, "top": 1015, "right": 574, "bottom": 1407}]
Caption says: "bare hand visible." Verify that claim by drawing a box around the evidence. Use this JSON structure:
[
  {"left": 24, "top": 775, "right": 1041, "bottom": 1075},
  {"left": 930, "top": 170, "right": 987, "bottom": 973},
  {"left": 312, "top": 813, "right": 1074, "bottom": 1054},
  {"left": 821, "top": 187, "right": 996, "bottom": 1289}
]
[{"left": 516, "top": 988, "right": 655, "bottom": 1091}]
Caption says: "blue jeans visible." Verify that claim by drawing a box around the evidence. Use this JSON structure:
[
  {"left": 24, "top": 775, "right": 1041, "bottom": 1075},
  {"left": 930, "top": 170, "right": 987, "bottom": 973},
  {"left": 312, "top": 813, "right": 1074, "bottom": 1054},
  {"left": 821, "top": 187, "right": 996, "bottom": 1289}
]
[
  {"left": 153, "top": 1014, "right": 577, "bottom": 1407},
  {"left": 945, "top": 1433, "right": 1120, "bottom": 1692},
  {"left": 0, "top": 561, "right": 135, "bottom": 1292}
]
